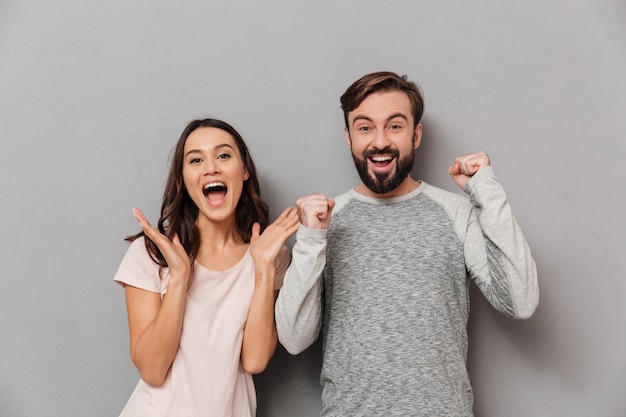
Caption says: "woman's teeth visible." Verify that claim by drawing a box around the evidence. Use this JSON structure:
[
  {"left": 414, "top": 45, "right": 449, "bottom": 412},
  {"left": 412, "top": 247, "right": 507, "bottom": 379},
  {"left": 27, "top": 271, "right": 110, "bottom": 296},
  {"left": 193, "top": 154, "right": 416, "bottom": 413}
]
[{"left": 203, "top": 182, "right": 227, "bottom": 197}]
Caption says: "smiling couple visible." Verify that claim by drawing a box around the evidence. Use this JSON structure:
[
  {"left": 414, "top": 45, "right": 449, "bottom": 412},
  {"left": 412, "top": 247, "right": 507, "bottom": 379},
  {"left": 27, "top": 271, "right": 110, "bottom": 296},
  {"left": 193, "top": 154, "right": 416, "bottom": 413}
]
[{"left": 114, "top": 71, "right": 538, "bottom": 417}]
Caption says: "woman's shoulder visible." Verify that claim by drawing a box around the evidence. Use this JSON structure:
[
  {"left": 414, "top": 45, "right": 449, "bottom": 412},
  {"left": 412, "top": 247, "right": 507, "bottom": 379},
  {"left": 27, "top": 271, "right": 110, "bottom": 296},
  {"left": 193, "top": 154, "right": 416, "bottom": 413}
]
[{"left": 114, "top": 236, "right": 164, "bottom": 293}]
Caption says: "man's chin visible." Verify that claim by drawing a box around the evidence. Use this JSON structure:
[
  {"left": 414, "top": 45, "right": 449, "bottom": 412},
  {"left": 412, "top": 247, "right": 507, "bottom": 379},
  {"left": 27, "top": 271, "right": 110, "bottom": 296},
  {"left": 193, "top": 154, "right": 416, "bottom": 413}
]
[
  {"left": 355, "top": 151, "right": 415, "bottom": 195},
  {"left": 364, "top": 175, "right": 399, "bottom": 194}
]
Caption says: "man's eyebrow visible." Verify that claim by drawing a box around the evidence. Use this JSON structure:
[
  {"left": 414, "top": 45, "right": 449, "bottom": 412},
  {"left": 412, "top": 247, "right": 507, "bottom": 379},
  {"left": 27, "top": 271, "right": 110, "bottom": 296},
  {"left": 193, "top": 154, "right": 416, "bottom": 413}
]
[
  {"left": 351, "top": 115, "right": 373, "bottom": 124},
  {"left": 184, "top": 143, "right": 235, "bottom": 158},
  {"left": 387, "top": 113, "right": 409, "bottom": 122},
  {"left": 351, "top": 113, "right": 409, "bottom": 125}
]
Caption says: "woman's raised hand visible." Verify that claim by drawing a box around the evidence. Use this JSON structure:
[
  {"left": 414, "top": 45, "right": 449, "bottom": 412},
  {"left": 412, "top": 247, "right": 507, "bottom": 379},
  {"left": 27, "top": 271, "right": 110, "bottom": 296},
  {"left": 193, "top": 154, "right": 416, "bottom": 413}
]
[
  {"left": 133, "top": 208, "right": 192, "bottom": 289},
  {"left": 249, "top": 206, "right": 299, "bottom": 269}
]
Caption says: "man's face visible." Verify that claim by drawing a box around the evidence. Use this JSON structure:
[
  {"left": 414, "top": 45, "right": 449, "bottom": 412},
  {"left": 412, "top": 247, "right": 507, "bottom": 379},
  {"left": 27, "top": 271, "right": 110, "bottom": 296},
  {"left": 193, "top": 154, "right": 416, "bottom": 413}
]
[{"left": 345, "top": 90, "right": 422, "bottom": 196}]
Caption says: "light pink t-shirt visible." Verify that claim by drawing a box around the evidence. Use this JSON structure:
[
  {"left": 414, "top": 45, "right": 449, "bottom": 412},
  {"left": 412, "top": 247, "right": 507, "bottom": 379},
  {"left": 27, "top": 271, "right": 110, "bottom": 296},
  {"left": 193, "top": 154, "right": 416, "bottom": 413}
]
[{"left": 114, "top": 237, "right": 290, "bottom": 417}]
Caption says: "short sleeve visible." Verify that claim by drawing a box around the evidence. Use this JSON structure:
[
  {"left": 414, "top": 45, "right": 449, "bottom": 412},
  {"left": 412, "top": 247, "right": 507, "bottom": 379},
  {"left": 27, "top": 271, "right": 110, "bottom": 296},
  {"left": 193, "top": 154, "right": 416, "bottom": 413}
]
[
  {"left": 113, "top": 237, "right": 165, "bottom": 295},
  {"left": 273, "top": 245, "right": 292, "bottom": 291}
]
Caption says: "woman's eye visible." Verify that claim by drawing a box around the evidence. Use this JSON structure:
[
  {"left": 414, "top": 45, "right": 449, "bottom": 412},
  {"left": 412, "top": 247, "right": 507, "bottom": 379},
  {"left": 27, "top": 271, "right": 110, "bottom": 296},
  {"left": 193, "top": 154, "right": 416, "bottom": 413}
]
[
  {"left": 189, "top": 157, "right": 202, "bottom": 164},
  {"left": 217, "top": 153, "right": 231, "bottom": 160}
]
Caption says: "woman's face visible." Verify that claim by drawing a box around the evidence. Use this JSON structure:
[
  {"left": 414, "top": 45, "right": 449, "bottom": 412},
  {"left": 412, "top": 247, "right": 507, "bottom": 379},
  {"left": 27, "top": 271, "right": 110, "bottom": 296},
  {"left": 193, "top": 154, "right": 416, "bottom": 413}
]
[{"left": 182, "top": 127, "right": 249, "bottom": 227}]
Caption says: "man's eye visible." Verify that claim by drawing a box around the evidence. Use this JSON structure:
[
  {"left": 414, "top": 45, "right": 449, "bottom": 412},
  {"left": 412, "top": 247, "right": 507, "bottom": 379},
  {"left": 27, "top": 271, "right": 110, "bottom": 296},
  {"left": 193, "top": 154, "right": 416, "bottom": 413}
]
[
  {"left": 390, "top": 124, "right": 402, "bottom": 130},
  {"left": 358, "top": 126, "right": 371, "bottom": 132}
]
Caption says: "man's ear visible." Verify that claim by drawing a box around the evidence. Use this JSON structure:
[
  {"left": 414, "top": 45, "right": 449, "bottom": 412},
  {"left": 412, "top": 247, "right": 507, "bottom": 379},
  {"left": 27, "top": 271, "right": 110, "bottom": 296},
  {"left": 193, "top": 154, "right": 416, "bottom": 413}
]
[
  {"left": 413, "top": 123, "right": 423, "bottom": 150},
  {"left": 344, "top": 126, "right": 352, "bottom": 149}
]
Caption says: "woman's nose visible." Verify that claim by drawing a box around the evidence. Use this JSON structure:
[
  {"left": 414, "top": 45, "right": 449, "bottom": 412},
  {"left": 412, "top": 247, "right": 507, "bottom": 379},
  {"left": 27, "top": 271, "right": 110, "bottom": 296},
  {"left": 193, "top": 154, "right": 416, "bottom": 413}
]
[{"left": 203, "top": 159, "right": 220, "bottom": 175}]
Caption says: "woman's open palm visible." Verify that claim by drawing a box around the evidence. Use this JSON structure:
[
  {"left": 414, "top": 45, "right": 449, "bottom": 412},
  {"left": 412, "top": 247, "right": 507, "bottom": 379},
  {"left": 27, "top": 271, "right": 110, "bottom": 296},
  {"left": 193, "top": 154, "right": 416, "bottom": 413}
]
[
  {"left": 133, "top": 208, "right": 191, "bottom": 288},
  {"left": 249, "top": 206, "right": 299, "bottom": 268}
]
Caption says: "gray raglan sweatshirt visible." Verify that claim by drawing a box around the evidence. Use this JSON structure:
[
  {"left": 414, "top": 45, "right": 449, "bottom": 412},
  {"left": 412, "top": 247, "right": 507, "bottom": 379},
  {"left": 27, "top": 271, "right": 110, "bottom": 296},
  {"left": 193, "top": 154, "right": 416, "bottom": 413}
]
[{"left": 275, "top": 166, "right": 539, "bottom": 416}]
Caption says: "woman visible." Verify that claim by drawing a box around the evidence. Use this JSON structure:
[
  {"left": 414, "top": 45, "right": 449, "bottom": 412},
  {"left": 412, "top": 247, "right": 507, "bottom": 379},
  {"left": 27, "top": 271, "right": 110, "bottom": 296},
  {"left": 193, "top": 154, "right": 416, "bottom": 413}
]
[{"left": 114, "top": 118, "right": 298, "bottom": 416}]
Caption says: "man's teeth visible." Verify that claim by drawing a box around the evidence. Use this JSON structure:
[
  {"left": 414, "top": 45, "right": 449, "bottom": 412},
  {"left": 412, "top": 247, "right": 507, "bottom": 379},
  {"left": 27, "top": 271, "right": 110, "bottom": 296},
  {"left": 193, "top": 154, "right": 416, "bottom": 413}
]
[{"left": 371, "top": 156, "right": 393, "bottom": 162}]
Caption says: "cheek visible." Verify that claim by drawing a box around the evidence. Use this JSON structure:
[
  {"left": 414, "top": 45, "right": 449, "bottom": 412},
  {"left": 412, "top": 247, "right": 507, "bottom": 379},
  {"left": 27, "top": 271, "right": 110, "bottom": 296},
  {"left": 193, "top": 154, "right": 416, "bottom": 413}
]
[
  {"left": 235, "top": 161, "right": 249, "bottom": 181},
  {"left": 181, "top": 169, "right": 195, "bottom": 191},
  {"left": 402, "top": 142, "right": 416, "bottom": 154},
  {"left": 348, "top": 136, "right": 366, "bottom": 153},
  {"left": 395, "top": 135, "right": 416, "bottom": 153}
]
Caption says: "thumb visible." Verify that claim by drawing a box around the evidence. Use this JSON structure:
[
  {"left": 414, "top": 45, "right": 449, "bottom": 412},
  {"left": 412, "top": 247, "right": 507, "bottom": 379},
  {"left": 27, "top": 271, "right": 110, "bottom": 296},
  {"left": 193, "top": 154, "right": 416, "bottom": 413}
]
[
  {"left": 448, "top": 162, "right": 460, "bottom": 176},
  {"left": 251, "top": 222, "right": 261, "bottom": 240}
]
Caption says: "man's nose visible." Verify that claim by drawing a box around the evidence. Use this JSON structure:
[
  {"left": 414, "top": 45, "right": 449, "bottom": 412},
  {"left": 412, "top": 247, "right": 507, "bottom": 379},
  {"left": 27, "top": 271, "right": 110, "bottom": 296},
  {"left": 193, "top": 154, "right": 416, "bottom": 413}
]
[{"left": 371, "top": 129, "right": 390, "bottom": 150}]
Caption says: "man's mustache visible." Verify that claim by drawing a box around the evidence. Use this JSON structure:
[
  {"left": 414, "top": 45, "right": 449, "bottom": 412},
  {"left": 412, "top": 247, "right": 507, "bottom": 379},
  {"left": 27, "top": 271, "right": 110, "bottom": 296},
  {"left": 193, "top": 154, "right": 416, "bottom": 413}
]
[{"left": 363, "top": 148, "right": 399, "bottom": 158}]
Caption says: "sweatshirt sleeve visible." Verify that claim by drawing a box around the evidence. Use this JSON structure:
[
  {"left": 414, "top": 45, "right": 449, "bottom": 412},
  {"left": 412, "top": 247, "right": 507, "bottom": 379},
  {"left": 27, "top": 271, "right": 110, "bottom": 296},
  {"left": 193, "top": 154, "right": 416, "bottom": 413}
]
[
  {"left": 275, "top": 224, "right": 327, "bottom": 355},
  {"left": 273, "top": 245, "right": 292, "bottom": 291},
  {"left": 463, "top": 166, "right": 539, "bottom": 319}
]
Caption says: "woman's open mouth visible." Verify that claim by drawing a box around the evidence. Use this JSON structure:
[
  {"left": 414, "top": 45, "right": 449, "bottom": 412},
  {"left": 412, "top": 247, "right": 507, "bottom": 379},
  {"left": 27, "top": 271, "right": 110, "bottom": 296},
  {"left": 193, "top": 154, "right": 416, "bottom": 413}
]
[{"left": 203, "top": 182, "right": 228, "bottom": 204}]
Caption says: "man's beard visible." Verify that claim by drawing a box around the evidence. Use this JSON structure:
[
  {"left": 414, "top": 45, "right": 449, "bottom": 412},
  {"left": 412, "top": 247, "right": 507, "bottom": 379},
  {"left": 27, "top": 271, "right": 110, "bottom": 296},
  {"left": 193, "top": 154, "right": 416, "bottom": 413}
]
[{"left": 352, "top": 148, "right": 415, "bottom": 195}]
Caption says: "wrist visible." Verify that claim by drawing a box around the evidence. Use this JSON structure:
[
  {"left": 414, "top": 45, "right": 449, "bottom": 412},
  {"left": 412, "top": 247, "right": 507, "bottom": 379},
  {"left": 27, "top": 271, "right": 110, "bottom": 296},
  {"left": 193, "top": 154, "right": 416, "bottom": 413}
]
[
  {"left": 167, "top": 273, "right": 189, "bottom": 290},
  {"left": 253, "top": 264, "right": 277, "bottom": 288},
  {"left": 254, "top": 263, "right": 276, "bottom": 276}
]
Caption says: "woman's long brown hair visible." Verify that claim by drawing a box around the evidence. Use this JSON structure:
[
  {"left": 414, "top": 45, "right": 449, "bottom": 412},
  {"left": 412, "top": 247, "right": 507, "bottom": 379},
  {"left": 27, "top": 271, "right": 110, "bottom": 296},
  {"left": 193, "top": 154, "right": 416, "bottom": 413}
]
[{"left": 126, "top": 119, "right": 269, "bottom": 267}]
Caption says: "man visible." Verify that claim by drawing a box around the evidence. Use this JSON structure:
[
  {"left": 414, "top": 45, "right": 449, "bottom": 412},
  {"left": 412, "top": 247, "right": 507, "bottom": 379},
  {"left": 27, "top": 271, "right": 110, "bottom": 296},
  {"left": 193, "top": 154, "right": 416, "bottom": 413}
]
[{"left": 275, "top": 71, "right": 539, "bottom": 416}]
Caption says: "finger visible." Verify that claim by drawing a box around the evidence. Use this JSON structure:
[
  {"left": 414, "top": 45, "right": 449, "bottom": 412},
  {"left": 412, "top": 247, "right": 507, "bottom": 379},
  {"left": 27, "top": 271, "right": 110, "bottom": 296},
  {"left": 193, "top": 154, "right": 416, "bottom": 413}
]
[
  {"left": 171, "top": 233, "right": 189, "bottom": 259},
  {"left": 316, "top": 199, "right": 335, "bottom": 219},
  {"left": 132, "top": 208, "right": 151, "bottom": 230},
  {"left": 448, "top": 161, "right": 460, "bottom": 175},
  {"left": 284, "top": 212, "right": 300, "bottom": 232},
  {"left": 284, "top": 207, "right": 300, "bottom": 223},
  {"left": 465, "top": 159, "right": 483, "bottom": 175},
  {"left": 296, "top": 194, "right": 333, "bottom": 229},
  {"left": 271, "top": 209, "right": 299, "bottom": 233},
  {"left": 287, "top": 217, "right": 299, "bottom": 233},
  {"left": 296, "top": 193, "right": 327, "bottom": 208},
  {"left": 275, "top": 206, "right": 296, "bottom": 222},
  {"left": 456, "top": 152, "right": 489, "bottom": 173},
  {"left": 251, "top": 222, "right": 261, "bottom": 240},
  {"left": 452, "top": 155, "right": 473, "bottom": 175},
  {"left": 458, "top": 160, "right": 474, "bottom": 175},
  {"left": 133, "top": 208, "right": 179, "bottom": 258},
  {"left": 268, "top": 209, "right": 297, "bottom": 233},
  {"left": 133, "top": 208, "right": 163, "bottom": 241},
  {"left": 276, "top": 215, "right": 299, "bottom": 239}
]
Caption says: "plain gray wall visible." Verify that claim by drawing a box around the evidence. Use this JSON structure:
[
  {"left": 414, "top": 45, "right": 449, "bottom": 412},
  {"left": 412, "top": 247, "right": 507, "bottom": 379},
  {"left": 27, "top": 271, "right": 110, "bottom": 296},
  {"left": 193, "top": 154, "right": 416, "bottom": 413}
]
[{"left": 1, "top": 1, "right": 624, "bottom": 416}]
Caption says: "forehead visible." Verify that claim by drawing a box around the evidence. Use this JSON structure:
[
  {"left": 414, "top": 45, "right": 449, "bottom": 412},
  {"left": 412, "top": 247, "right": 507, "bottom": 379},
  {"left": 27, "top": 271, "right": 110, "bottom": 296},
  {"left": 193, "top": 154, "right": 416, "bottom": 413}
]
[
  {"left": 349, "top": 90, "right": 413, "bottom": 124},
  {"left": 184, "top": 127, "right": 238, "bottom": 152}
]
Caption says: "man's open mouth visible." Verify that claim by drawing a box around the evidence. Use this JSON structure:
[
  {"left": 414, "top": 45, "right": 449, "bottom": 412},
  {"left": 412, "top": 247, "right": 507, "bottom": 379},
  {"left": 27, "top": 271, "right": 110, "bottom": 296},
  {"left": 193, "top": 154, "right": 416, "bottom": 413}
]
[{"left": 369, "top": 154, "right": 395, "bottom": 167}]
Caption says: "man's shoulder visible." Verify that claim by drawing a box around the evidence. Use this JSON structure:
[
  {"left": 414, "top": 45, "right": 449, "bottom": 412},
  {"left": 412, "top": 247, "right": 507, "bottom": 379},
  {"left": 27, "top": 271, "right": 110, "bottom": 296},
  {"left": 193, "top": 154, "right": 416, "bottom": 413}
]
[
  {"left": 332, "top": 189, "right": 356, "bottom": 214},
  {"left": 421, "top": 182, "right": 472, "bottom": 211}
]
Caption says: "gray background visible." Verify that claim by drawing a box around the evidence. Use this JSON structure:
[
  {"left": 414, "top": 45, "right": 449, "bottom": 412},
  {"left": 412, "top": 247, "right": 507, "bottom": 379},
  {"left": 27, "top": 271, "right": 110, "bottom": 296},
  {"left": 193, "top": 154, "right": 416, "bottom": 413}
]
[{"left": 1, "top": 1, "right": 624, "bottom": 416}]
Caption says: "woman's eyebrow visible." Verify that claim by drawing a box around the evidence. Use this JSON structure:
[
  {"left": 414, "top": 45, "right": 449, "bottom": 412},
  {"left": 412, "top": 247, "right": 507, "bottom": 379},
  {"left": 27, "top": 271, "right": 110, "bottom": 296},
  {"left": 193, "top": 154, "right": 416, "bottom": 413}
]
[{"left": 184, "top": 143, "right": 234, "bottom": 158}]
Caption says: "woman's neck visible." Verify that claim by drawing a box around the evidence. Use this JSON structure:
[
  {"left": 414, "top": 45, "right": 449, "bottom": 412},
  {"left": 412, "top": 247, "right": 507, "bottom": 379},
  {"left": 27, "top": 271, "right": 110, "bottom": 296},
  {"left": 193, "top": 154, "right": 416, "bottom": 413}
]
[{"left": 195, "top": 216, "right": 248, "bottom": 271}]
